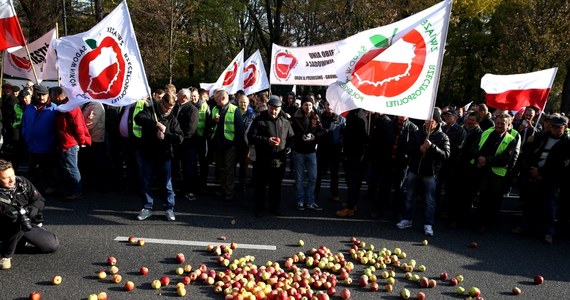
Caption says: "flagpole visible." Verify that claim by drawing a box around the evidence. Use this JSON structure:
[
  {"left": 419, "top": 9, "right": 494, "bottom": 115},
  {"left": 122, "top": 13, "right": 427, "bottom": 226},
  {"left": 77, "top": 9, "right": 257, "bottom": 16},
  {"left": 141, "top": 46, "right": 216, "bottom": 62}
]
[
  {"left": 1, "top": 50, "right": 5, "bottom": 98},
  {"left": 56, "top": 22, "right": 61, "bottom": 86},
  {"left": 427, "top": 0, "right": 453, "bottom": 120}
]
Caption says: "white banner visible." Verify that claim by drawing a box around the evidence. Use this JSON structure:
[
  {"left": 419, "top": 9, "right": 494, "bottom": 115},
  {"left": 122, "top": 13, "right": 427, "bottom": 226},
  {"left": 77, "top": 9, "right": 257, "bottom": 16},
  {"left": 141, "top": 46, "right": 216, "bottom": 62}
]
[
  {"left": 209, "top": 49, "right": 244, "bottom": 96},
  {"left": 326, "top": 0, "right": 452, "bottom": 120},
  {"left": 243, "top": 49, "right": 269, "bottom": 95},
  {"left": 3, "top": 28, "right": 57, "bottom": 81},
  {"left": 270, "top": 42, "right": 338, "bottom": 86},
  {"left": 52, "top": 0, "right": 150, "bottom": 111}
]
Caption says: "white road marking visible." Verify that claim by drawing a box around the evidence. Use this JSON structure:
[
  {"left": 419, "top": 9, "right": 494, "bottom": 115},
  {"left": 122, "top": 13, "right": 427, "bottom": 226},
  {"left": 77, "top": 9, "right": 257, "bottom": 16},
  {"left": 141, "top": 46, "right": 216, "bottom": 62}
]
[{"left": 114, "top": 236, "right": 276, "bottom": 251}]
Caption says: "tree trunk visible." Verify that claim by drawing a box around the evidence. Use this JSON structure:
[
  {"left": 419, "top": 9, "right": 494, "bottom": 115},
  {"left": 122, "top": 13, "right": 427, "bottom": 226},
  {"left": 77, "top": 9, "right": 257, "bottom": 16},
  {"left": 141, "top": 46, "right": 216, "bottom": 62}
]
[{"left": 561, "top": 60, "right": 570, "bottom": 114}]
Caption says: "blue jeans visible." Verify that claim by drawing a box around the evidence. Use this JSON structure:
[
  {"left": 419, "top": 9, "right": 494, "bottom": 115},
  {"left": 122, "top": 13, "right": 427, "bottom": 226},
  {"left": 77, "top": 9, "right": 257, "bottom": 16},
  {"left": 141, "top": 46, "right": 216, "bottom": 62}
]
[
  {"left": 140, "top": 159, "right": 175, "bottom": 211},
  {"left": 294, "top": 151, "right": 317, "bottom": 205},
  {"left": 60, "top": 145, "right": 81, "bottom": 195},
  {"left": 402, "top": 170, "right": 436, "bottom": 225}
]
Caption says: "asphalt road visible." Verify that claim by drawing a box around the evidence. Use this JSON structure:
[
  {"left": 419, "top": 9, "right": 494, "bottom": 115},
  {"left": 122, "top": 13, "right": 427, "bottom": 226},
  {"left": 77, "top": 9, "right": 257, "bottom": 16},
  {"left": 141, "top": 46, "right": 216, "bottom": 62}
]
[{"left": 0, "top": 175, "right": 569, "bottom": 300}]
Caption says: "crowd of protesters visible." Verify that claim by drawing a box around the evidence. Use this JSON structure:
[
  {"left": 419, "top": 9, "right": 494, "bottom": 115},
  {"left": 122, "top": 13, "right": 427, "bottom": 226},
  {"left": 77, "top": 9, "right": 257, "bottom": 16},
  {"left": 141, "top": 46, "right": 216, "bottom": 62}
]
[{"left": 1, "top": 82, "right": 569, "bottom": 246}]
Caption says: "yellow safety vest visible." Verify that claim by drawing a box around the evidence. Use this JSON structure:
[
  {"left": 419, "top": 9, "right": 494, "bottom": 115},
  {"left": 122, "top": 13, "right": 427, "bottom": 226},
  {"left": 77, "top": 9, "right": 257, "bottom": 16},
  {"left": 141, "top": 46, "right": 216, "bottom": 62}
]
[
  {"left": 211, "top": 104, "right": 236, "bottom": 141},
  {"left": 196, "top": 101, "right": 209, "bottom": 137},
  {"left": 474, "top": 128, "right": 516, "bottom": 177},
  {"left": 132, "top": 100, "right": 146, "bottom": 138}
]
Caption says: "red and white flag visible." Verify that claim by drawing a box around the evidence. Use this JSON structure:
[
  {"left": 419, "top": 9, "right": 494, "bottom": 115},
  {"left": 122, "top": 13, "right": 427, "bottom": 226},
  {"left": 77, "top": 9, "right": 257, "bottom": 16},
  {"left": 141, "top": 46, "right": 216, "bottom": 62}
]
[
  {"left": 243, "top": 49, "right": 269, "bottom": 96},
  {"left": 199, "top": 82, "right": 215, "bottom": 96},
  {"left": 208, "top": 49, "right": 244, "bottom": 96},
  {"left": 3, "top": 28, "right": 57, "bottom": 81},
  {"left": 481, "top": 68, "right": 558, "bottom": 111},
  {"left": 326, "top": 0, "right": 452, "bottom": 120},
  {"left": 0, "top": 0, "right": 25, "bottom": 50},
  {"left": 51, "top": 0, "right": 150, "bottom": 111}
]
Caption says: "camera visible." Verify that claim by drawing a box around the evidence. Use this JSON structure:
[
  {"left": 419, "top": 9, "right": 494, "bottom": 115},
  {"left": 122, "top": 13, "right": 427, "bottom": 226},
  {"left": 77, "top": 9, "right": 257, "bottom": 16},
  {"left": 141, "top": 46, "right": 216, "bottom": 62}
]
[{"left": 12, "top": 207, "right": 33, "bottom": 232}]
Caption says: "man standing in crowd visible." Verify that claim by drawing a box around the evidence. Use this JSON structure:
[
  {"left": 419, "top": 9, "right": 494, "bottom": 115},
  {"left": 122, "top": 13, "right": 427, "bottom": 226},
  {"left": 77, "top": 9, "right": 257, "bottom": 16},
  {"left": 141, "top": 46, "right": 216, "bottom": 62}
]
[
  {"left": 514, "top": 114, "right": 569, "bottom": 243},
  {"left": 208, "top": 90, "right": 244, "bottom": 202},
  {"left": 396, "top": 108, "right": 450, "bottom": 236},
  {"left": 248, "top": 95, "right": 294, "bottom": 217},
  {"left": 191, "top": 88, "right": 211, "bottom": 194},
  {"left": 472, "top": 112, "right": 520, "bottom": 233},
  {"left": 477, "top": 104, "right": 494, "bottom": 131},
  {"left": 173, "top": 88, "right": 199, "bottom": 201},
  {"left": 437, "top": 108, "right": 466, "bottom": 217},
  {"left": 52, "top": 87, "right": 92, "bottom": 200},
  {"left": 448, "top": 111, "right": 483, "bottom": 228},
  {"left": 0, "top": 160, "right": 59, "bottom": 270},
  {"left": 22, "top": 85, "right": 58, "bottom": 194},
  {"left": 367, "top": 115, "right": 418, "bottom": 219},
  {"left": 315, "top": 100, "right": 345, "bottom": 203},
  {"left": 291, "top": 96, "right": 324, "bottom": 211},
  {"left": 336, "top": 108, "right": 369, "bottom": 217},
  {"left": 135, "top": 93, "right": 183, "bottom": 221},
  {"left": 517, "top": 106, "right": 540, "bottom": 145}
]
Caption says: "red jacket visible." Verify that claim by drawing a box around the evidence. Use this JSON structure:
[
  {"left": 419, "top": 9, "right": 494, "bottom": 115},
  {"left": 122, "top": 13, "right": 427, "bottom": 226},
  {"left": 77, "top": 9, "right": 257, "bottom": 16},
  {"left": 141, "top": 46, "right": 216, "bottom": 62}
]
[{"left": 56, "top": 107, "right": 92, "bottom": 151}]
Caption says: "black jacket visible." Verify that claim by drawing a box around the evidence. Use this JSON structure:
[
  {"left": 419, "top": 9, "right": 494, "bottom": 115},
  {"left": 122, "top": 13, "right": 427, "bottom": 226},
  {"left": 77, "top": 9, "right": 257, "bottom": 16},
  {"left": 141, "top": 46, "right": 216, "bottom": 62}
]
[
  {"left": 248, "top": 110, "right": 294, "bottom": 162},
  {"left": 135, "top": 102, "right": 184, "bottom": 161},
  {"left": 407, "top": 124, "right": 450, "bottom": 176},
  {"left": 442, "top": 122, "right": 466, "bottom": 161},
  {"left": 291, "top": 108, "right": 325, "bottom": 154},
  {"left": 173, "top": 101, "right": 199, "bottom": 145},
  {"left": 369, "top": 117, "right": 418, "bottom": 167},
  {"left": 0, "top": 176, "right": 44, "bottom": 224}
]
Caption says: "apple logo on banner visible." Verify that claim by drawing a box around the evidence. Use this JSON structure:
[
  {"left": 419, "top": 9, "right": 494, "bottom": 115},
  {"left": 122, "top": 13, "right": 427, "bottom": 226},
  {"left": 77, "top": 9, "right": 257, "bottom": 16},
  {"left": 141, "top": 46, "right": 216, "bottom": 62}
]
[
  {"left": 222, "top": 62, "right": 238, "bottom": 86},
  {"left": 243, "top": 63, "right": 257, "bottom": 89},
  {"left": 9, "top": 53, "right": 32, "bottom": 71},
  {"left": 351, "top": 30, "right": 426, "bottom": 97},
  {"left": 78, "top": 36, "right": 126, "bottom": 99},
  {"left": 274, "top": 50, "right": 297, "bottom": 80}
]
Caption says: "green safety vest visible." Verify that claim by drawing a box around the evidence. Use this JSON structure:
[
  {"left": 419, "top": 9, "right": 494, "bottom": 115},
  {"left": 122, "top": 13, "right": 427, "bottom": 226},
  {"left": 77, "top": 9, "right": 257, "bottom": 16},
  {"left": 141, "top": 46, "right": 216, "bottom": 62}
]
[
  {"left": 196, "top": 101, "right": 209, "bottom": 137},
  {"left": 474, "top": 128, "right": 516, "bottom": 177},
  {"left": 210, "top": 104, "right": 236, "bottom": 141},
  {"left": 12, "top": 104, "right": 24, "bottom": 128},
  {"left": 132, "top": 100, "right": 146, "bottom": 138}
]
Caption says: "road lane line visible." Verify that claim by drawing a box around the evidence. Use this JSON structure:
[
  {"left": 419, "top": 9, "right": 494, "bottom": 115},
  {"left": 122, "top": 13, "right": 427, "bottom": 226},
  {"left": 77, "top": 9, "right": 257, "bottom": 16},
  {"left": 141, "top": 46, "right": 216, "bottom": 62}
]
[{"left": 114, "top": 237, "right": 276, "bottom": 250}]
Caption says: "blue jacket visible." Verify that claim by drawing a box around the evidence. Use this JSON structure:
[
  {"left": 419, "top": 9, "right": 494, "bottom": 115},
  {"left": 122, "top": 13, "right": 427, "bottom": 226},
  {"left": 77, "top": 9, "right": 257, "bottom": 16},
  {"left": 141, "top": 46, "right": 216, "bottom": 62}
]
[{"left": 22, "top": 102, "right": 58, "bottom": 154}]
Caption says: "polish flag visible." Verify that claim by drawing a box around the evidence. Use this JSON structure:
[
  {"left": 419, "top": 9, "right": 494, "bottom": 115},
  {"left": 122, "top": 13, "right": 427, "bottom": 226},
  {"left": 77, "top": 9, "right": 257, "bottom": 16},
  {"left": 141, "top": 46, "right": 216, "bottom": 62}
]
[
  {"left": 0, "top": 0, "right": 26, "bottom": 50},
  {"left": 481, "top": 68, "right": 558, "bottom": 111}
]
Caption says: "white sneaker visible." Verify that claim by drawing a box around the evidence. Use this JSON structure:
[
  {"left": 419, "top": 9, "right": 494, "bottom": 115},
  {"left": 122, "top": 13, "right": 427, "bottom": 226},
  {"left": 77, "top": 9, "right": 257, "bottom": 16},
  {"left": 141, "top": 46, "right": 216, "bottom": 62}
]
[
  {"left": 424, "top": 225, "right": 434, "bottom": 236},
  {"left": 396, "top": 220, "right": 413, "bottom": 229},
  {"left": 137, "top": 209, "right": 153, "bottom": 221}
]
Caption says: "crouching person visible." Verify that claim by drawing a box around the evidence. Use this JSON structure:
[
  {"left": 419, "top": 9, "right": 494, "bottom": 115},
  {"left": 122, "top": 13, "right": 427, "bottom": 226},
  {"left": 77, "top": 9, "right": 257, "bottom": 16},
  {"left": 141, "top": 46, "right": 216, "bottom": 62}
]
[{"left": 0, "top": 160, "right": 59, "bottom": 270}]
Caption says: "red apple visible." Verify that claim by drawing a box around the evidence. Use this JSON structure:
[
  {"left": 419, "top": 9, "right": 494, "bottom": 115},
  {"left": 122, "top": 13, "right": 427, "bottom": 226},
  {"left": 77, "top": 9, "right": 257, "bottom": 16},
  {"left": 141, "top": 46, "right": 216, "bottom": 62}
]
[
  {"left": 182, "top": 276, "right": 191, "bottom": 285},
  {"left": 29, "top": 292, "right": 41, "bottom": 300},
  {"left": 243, "top": 64, "right": 258, "bottom": 89},
  {"left": 469, "top": 241, "right": 479, "bottom": 248},
  {"left": 124, "top": 281, "right": 135, "bottom": 291},
  {"left": 128, "top": 235, "right": 136, "bottom": 244},
  {"left": 274, "top": 51, "right": 298, "bottom": 80},
  {"left": 78, "top": 36, "right": 126, "bottom": 99},
  {"left": 449, "top": 278, "right": 458, "bottom": 286},
  {"left": 369, "top": 281, "right": 379, "bottom": 291},
  {"left": 468, "top": 287, "right": 481, "bottom": 297},
  {"left": 139, "top": 266, "right": 149, "bottom": 275},
  {"left": 97, "top": 292, "right": 108, "bottom": 300},
  {"left": 176, "top": 253, "right": 185, "bottom": 264},
  {"left": 428, "top": 279, "right": 437, "bottom": 288},
  {"left": 137, "top": 239, "right": 145, "bottom": 246},
  {"left": 160, "top": 276, "right": 170, "bottom": 286},
  {"left": 440, "top": 272, "right": 449, "bottom": 280},
  {"left": 534, "top": 275, "right": 544, "bottom": 285},
  {"left": 417, "top": 292, "right": 427, "bottom": 300},
  {"left": 107, "top": 256, "right": 117, "bottom": 266},
  {"left": 339, "top": 288, "right": 351, "bottom": 299},
  {"left": 419, "top": 277, "right": 429, "bottom": 288}
]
